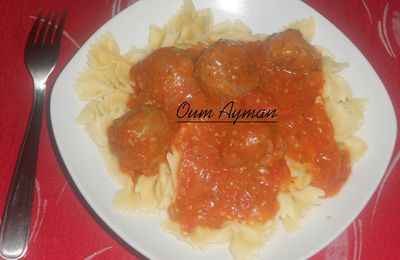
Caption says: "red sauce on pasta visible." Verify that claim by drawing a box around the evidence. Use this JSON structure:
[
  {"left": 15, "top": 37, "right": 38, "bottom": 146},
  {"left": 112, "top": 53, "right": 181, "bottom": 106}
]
[{"left": 108, "top": 29, "right": 351, "bottom": 233}]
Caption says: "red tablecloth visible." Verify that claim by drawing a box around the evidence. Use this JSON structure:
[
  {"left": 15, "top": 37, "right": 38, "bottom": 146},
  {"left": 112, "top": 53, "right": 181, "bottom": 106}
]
[{"left": 1, "top": 0, "right": 399, "bottom": 259}]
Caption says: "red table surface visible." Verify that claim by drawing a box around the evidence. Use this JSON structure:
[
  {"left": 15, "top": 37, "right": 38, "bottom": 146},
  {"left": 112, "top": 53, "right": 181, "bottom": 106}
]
[{"left": 0, "top": 0, "right": 399, "bottom": 259}]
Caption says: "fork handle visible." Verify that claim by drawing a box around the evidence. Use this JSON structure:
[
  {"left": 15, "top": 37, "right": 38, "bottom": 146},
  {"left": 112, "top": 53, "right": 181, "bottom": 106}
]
[{"left": 0, "top": 83, "right": 46, "bottom": 260}]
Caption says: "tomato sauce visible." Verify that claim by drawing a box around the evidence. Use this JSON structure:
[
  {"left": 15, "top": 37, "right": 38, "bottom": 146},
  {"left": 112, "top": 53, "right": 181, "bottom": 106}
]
[{"left": 108, "top": 29, "right": 351, "bottom": 234}]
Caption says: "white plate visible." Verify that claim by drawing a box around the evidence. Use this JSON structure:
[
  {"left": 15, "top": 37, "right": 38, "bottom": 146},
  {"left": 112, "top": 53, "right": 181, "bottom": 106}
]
[{"left": 50, "top": 0, "right": 397, "bottom": 259}]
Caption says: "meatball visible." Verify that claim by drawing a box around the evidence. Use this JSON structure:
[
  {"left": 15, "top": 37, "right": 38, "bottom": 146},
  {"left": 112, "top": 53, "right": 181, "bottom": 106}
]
[
  {"left": 220, "top": 125, "right": 274, "bottom": 168},
  {"left": 263, "top": 29, "right": 321, "bottom": 73},
  {"left": 195, "top": 39, "right": 260, "bottom": 99},
  {"left": 108, "top": 105, "right": 171, "bottom": 172},
  {"left": 130, "top": 47, "right": 199, "bottom": 111}
]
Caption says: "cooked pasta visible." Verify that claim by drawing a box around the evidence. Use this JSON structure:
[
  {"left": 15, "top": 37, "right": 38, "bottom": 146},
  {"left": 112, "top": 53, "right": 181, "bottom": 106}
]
[{"left": 74, "top": 0, "right": 367, "bottom": 259}]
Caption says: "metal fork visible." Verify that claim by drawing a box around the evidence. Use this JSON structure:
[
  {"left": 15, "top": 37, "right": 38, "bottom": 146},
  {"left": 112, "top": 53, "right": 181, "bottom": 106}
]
[{"left": 0, "top": 13, "right": 65, "bottom": 260}]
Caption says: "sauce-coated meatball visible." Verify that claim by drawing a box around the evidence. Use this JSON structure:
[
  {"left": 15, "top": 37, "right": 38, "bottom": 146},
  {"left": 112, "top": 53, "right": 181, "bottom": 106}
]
[
  {"left": 263, "top": 29, "right": 321, "bottom": 73},
  {"left": 130, "top": 47, "right": 198, "bottom": 110},
  {"left": 195, "top": 39, "right": 260, "bottom": 99},
  {"left": 108, "top": 105, "right": 171, "bottom": 172},
  {"left": 220, "top": 125, "right": 274, "bottom": 168}
]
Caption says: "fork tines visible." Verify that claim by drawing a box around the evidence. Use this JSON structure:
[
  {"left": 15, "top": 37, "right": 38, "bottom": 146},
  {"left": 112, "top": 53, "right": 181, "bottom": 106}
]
[{"left": 28, "top": 13, "right": 66, "bottom": 45}]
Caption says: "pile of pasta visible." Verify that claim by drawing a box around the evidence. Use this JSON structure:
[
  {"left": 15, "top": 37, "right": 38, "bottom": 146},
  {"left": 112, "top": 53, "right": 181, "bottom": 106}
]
[{"left": 74, "top": 0, "right": 367, "bottom": 259}]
